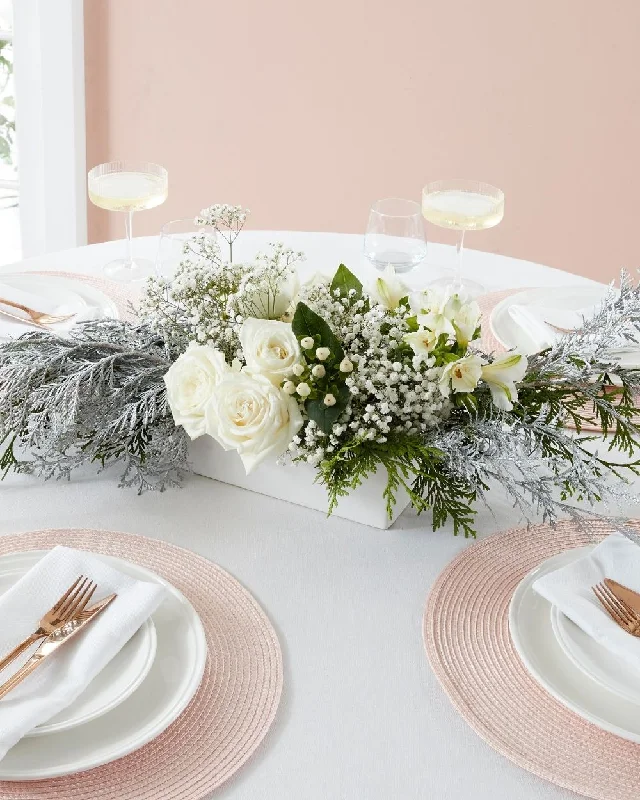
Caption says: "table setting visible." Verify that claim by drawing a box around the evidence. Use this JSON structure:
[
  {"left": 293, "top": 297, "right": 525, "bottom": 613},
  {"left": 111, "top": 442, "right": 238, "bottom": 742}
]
[{"left": 0, "top": 165, "right": 639, "bottom": 798}]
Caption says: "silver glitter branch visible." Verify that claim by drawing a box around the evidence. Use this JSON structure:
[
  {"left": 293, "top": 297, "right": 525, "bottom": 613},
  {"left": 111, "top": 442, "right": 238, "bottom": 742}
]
[{"left": 0, "top": 321, "right": 189, "bottom": 491}]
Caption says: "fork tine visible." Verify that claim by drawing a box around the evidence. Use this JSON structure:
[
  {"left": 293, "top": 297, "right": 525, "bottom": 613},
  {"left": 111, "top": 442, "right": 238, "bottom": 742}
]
[
  {"left": 62, "top": 580, "right": 96, "bottom": 621},
  {"left": 70, "top": 582, "right": 97, "bottom": 618},
  {"left": 599, "top": 582, "right": 638, "bottom": 624},
  {"left": 57, "top": 576, "right": 90, "bottom": 618},
  {"left": 593, "top": 584, "right": 629, "bottom": 628},
  {"left": 51, "top": 576, "right": 84, "bottom": 613}
]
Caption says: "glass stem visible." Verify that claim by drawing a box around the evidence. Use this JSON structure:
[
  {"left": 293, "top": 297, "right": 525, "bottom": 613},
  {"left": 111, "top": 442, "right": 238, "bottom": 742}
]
[
  {"left": 124, "top": 210, "right": 134, "bottom": 269},
  {"left": 453, "top": 229, "right": 465, "bottom": 291}
]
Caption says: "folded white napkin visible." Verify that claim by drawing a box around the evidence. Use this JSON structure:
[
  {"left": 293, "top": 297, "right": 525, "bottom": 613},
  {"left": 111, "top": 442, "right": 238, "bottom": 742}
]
[
  {"left": 533, "top": 533, "right": 640, "bottom": 671},
  {"left": 0, "top": 282, "right": 94, "bottom": 338},
  {"left": 508, "top": 303, "right": 595, "bottom": 351},
  {"left": 0, "top": 546, "right": 166, "bottom": 760}
]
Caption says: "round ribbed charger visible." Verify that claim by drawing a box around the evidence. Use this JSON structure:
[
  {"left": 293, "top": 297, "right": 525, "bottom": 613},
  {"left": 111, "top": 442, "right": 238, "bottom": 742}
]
[
  {"left": 0, "top": 529, "right": 283, "bottom": 799},
  {"left": 424, "top": 519, "right": 640, "bottom": 800}
]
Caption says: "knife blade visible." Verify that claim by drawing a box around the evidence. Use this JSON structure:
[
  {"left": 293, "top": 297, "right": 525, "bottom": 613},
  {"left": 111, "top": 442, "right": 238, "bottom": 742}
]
[
  {"left": 604, "top": 578, "right": 640, "bottom": 615},
  {"left": 0, "top": 593, "right": 117, "bottom": 700}
]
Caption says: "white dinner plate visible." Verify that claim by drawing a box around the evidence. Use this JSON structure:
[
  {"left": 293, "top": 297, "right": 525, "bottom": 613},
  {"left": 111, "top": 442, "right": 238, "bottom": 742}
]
[
  {"left": 0, "top": 550, "right": 207, "bottom": 780},
  {"left": 509, "top": 545, "right": 640, "bottom": 744},
  {"left": 551, "top": 605, "right": 640, "bottom": 705},
  {"left": 0, "top": 552, "right": 157, "bottom": 737},
  {"left": 0, "top": 273, "right": 119, "bottom": 336},
  {"left": 489, "top": 286, "right": 640, "bottom": 369}
]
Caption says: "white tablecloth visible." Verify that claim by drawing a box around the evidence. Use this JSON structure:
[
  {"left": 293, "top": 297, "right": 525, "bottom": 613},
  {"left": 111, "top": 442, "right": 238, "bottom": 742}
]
[{"left": 0, "top": 233, "right": 623, "bottom": 799}]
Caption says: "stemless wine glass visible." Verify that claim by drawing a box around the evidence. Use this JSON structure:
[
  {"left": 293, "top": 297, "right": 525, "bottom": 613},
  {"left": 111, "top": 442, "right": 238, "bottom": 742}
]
[
  {"left": 422, "top": 179, "right": 504, "bottom": 297},
  {"left": 88, "top": 161, "right": 168, "bottom": 283},
  {"left": 364, "top": 198, "right": 427, "bottom": 273},
  {"left": 156, "top": 218, "right": 217, "bottom": 279}
]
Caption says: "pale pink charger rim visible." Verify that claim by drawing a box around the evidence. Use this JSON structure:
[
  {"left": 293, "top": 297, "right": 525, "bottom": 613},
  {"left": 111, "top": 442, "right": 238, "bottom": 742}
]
[
  {"left": 0, "top": 529, "right": 283, "bottom": 799},
  {"left": 424, "top": 519, "right": 640, "bottom": 800}
]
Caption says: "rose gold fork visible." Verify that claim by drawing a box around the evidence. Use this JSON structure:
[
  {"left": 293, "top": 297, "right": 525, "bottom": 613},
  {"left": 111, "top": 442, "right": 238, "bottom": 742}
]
[
  {"left": 0, "top": 594, "right": 116, "bottom": 700},
  {"left": 0, "top": 576, "right": 97, "bottom": 673},
  {"left": 0, "top": 296, "right": 76, "bottom": 327},
  {"left": 593, "top": 581, "right": 640, "bottom": 636}
]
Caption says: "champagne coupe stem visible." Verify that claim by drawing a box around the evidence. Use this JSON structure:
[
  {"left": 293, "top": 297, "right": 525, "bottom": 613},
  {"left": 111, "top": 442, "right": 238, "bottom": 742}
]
[
  {"left": 453, "top": 229, "right": 465, "bottom": 292},
  {"left": 124, "top": 210, "right": 134, "bottom": 269}
]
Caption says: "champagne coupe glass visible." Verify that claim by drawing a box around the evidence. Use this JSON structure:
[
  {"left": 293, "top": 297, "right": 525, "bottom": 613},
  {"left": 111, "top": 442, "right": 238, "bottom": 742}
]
[
  {"left": 88, "top": 161, "right": 168, "bottom": 282},
  {"left": 156, "top": 218, "right": 217, "bottom": 279},
  {"left": 422, "top": 179, "right": 504, "bottom": 297},
  {"left": 364, "top": 198, "right": 427, "bottom": 273}
]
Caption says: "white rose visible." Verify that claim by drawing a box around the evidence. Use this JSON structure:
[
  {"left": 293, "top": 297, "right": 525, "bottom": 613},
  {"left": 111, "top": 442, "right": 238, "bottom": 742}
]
[
  {"left": 439, "top": 353, "right": 483, "bottom": 397},
  {"left": 240, "top": 318, "right": 301, "bottom": 385},
  {"left": 164, "top": 343, "right": 229, "bottom": 439},
  {"left": 204, "top": 371, "right": 303, "bottom": 474}
]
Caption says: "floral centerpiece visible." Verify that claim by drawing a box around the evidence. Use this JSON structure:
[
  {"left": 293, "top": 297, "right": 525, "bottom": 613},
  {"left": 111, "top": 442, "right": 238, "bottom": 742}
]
[{"left": 1, "top": 205, "right": 639, "bottom": 536}]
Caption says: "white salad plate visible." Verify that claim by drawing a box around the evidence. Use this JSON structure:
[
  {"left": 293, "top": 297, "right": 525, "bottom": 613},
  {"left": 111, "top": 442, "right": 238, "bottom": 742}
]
[
  {"left": 489, "top": 286, "right": 640, "bottom": 369},
  {"left": 0, "top": 551, "right": 157, "bottom": 737},
  {"left": 551, "top": 605, "right": 640, "bottom": 705},
  {"left": 0, "top": 273, "right": 119, "bottom": 336},
  {"left": 0, "top": 550, "right": 207, "bottom": 781},
  {"left": 509, "top": 545, "right": 640, "bottom": 744}
]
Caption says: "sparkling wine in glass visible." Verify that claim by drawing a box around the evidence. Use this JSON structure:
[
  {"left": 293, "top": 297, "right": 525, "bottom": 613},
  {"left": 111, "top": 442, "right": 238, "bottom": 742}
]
[
  {"left": 422, "top": 180, "right": 504, "bottom": 296},
  {"left": 88, "top": 161, "right": 168, "bottom": 282}
]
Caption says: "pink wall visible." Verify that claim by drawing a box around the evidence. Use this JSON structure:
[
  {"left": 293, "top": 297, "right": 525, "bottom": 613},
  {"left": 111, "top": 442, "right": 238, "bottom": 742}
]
[{"left": 85, "top": 0, "right": 640, "bottom": 283}]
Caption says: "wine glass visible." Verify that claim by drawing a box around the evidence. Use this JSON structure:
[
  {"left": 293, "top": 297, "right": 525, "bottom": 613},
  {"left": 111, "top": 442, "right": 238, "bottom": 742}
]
[
  {"left": 88, "top": 161, "right": 168, "bottom": 283},
  {"left": 156, "top": 218, "right": 217, "bottom": 279},
  {"left": 422, "top": 180, "right": 504, "bottom": 297},
  {"left": 364, "top": 198, "right": 427, "bottom": 273}
]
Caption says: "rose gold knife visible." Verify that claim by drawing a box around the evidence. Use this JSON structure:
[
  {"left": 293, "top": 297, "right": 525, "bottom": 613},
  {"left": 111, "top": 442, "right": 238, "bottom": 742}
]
[
  {"left": 0, "top": 594, "right": 116, "bottom": 700},
  {"left": 604, "top": 578, "right": 640, "bottom": 615}
]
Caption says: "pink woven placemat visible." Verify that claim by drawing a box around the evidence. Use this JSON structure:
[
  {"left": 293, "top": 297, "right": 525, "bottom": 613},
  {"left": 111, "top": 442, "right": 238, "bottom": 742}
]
[
  {"left": 424, "top": 519, "right": 640, "bottom": 800},
  {"left": 0, "top": 529, "right": 283, "bottom": 799}
]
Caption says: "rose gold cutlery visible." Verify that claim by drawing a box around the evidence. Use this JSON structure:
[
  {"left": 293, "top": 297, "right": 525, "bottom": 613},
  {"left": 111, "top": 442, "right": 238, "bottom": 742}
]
[
  {"left": 593, "top": 580, "right": 640, "bottom": 636},
  {"left": 604, "top": 578, "right": 640, "bottom": 615},
  {"left": 0, "top": 576, "right": 97, "bottom": 674},
  {"left": 0, "top": 594, "right": 116, "bottom": 700},
  {"left": 0, "top": 296, "right": 76, "bottom": 327}
]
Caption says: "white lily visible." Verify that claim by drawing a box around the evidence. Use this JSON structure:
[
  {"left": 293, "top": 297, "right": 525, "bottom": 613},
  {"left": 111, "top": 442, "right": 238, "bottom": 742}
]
[
  {"left": 451, "top": 300, "right": 481, "bottom": 347},
  {"left": 403, "top": 328, "right": 438, "bottom": 356},
  {"left": 481, "top": 352, "right": 528, "bottom": 411},
  {"left": 439, "top": 353, "right": 483, "bottom": 397},
  {"left": 410, "top": 286, "right": 463, "bottom": 339},
  {"left": 369, "top": 264, "right": 409, "bottom": 310}
]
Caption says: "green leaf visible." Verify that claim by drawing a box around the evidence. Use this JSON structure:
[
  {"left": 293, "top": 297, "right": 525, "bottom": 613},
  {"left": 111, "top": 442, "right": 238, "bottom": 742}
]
[
  {"left": 292, "top": 302, "right": 344, "bottom": 362},
  {"left": 330, "top": 264, "right": 363, "bottom": 301},
  {"left": 305, "top": 384, "right": 349, "bottom": 434},
  {"left": 3, "top": 96, "right": 14, "bottom": 108},
  {"left": 405, "top": 315, "right": 419, "bottom": 332}
]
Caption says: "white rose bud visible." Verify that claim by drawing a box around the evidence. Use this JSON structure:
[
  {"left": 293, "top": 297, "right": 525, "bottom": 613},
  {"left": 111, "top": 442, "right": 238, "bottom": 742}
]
[
  {"left": 296, "top": 382, "right": 311, "bottom": 397},
  {"left": 324, "top": 393, "right": 336, "bottom": 406},
  {"left": 292, "top": 363, "right": 305, "bottom": 376},
  {"left": 316, "top": 347, "right": 330, "bottom": 361},
  {"left": 311, "top": 364, "right": 326, "bottom": 378},
  {"left": 339, "top": 357, "right": 353, "bottom": 373},
  {"left": 301, "top": 336, "right": 315, "bottom": 350},
  {"left": 282, "top": 380, "right": 296, "bottom": 395}
]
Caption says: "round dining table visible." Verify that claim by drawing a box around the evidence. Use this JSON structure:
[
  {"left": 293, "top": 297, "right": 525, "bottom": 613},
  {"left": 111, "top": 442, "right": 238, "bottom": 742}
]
[{"left": 0, "top": 232, "right": 627, "bottom": 799}]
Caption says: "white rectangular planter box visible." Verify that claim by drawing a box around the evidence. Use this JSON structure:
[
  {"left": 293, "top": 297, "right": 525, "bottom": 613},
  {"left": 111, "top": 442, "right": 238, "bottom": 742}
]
[{"left": 189, "top": 438, "right": 410, "bottom": 529}]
